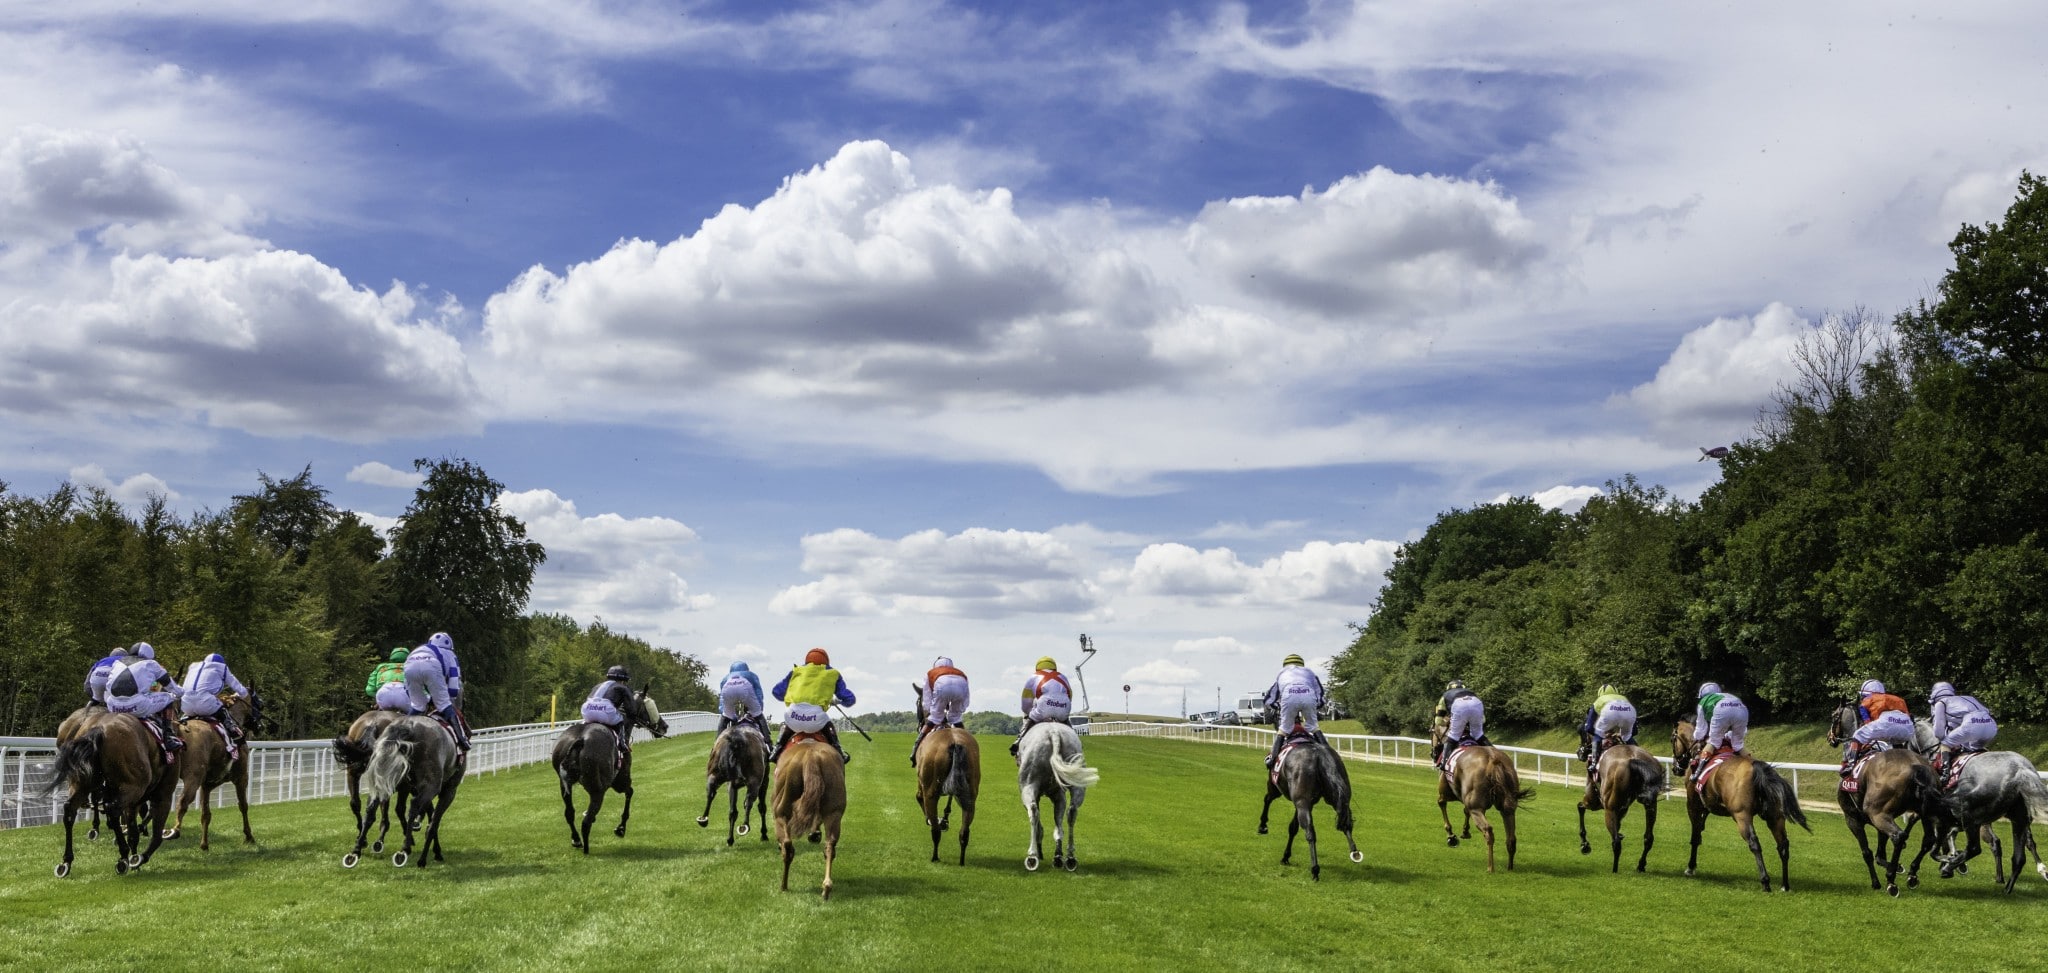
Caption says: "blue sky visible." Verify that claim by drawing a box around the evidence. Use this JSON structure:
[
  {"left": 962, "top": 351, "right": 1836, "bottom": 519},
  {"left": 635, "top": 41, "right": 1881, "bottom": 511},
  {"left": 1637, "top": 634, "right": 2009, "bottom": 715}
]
[{"left": 5, "top": 1, "right": 2044, "bottom": 715}]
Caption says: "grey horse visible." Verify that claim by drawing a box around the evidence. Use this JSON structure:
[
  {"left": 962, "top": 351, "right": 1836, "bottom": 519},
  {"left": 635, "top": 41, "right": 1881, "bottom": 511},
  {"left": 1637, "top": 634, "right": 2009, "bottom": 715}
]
[
  {"left": 1017, "top": 721, "right": 1098, "bottom": 872},
  {"left": 350, "top": 715, "right": 465, "bottom": 869},
  {"left": 1912, "top": 718, "right": 2048, "bottom": 892}
]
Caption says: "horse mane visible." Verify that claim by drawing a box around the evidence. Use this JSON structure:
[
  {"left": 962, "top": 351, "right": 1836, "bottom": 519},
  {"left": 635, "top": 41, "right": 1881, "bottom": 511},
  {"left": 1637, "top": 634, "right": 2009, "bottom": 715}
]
[{"left": 1748, "top": 760, "right": 1812, "bottom": 832}]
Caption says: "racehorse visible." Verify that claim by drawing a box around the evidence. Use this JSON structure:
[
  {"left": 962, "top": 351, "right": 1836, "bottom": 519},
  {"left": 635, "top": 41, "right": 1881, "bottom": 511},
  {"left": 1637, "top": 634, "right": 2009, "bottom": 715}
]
[
  {"left": 911, "top": 685, "right": 980, "bottom": 865},
  {"left": 56, "top": 702, "right": 109, "bottom": 841},
  {"left": 1432, "top": 725, "right": 1531, "bottom": 872},
  {"left": 1576, "top": 735, "right": 1666, "bottom": 873},
  {"left": 698, "top": 705, "right": 769, "bottom": 845},
  {"left": 1826, "top": 702, "right": 1950, "bottom": 895},
  {"left": 1910, "top": 718, "right": 2048, "bottom": 892},
  {"left": 1017, "top": 719, "right": 1099, "bottom": 872},
  {"left": 45, "top": 711, "right": 180, "bottom": 877},
  {"left": 332, "top": 708, "right": 406, "bottom": 857},
  {"left": 352, "top": 714, "right": 464, "bottom": 869},
  {"left": 553, "top": 689, "right": 668, "bottom": 853},
  {"left": 772, "top": 735, "right": 847, "bottom": 900},
  {"left": 1257, "top": 729, "right": 1361, "bottom": 880},
  {"left": 165, "top": 690, "right": 258, "bottom": 850},
  {"left": 1672, "top": 721, "right": 1811, "bottom": 891}
]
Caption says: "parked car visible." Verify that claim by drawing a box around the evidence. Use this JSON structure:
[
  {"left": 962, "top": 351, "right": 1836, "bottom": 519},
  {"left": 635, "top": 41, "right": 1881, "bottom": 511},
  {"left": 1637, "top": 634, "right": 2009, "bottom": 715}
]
[{"left": 1209, "top": 710, "right": 1242, "bottom": 726}]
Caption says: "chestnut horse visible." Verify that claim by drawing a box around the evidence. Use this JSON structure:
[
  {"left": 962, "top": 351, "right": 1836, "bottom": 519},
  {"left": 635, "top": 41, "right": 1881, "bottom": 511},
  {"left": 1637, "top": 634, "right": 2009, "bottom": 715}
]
[
  {"left": 912, "top": 685, "right": 980, "bottom": 865},
  {"left": 1576, "top": 736, "right": 1666, "bottom": 873},
  {"left": 1826, "top": 702, "right": 1951, "bottom": 895},
  {"left": 45, "top": 711, "right": 180, "bottom": 877},
  {"left": 166, "top": 691, "right": 257, "bottom": 850},
  {"left": 1431, "top": 725, "right": 1532, "bottom": 872},
  {"left": 772, "top": 736, "right": 847, "bottom": 900},
  {"left": 1672, "top": 720, "right": 1811, "bottom": 890}
]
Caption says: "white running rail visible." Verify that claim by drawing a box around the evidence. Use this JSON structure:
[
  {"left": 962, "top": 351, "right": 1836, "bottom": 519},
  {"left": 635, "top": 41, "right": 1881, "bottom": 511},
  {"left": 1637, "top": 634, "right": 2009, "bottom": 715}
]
[{"left": 0, "top": 711, "right": 719, "bottom": 831}]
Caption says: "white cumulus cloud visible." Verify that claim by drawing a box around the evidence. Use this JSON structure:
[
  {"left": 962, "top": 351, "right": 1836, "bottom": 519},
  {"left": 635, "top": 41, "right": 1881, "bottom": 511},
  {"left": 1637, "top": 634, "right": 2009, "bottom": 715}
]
[
  {"left": 67, "top": 463, "right": 178, "bottom": 505},
  {"left": 1122, "top": 658, "right": 1203, "bottom": 688},
  {"left": 1128, "top": 539, "right": 1399, "bottom": 606},
  {"left": 1492, "top": 484, "right": 1603, "bottom": 514},
  {"left": 1172, "top": 635, "right": 1256, "bottom": 655},
  {"left": 1621, "top": 302, "right": 1809, "bottom": 444},
  {"left": 769, "top": 526, "right": 1104, "bottom": 619},
  {"left": 496, "top": 488, "right": 713, "bottom": 625},
  {"left": 346, "top": 461, "right": 425, "bottom": 489}
]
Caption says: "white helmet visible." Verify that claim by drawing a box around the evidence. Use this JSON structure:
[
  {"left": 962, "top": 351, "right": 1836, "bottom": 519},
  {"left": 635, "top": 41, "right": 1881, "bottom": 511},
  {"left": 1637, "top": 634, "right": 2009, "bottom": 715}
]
[
  {"left": 1697, "top": 681, "right": 1721, "bottom": 698},
  {"left": 429, "top": 632, "right": 454, "bottom": 652},
  {"left": 1928, "top": 681, "right": 1956, "bottom": 703},
  {"left": 131, "top": 641, "right": 156, "bottom": 660},
  {"left": 1859, "top": 679, "right": 1886, "bottom": 697},
  {"left": 933, "top": 655, "right": 954, "bottom": 669}
]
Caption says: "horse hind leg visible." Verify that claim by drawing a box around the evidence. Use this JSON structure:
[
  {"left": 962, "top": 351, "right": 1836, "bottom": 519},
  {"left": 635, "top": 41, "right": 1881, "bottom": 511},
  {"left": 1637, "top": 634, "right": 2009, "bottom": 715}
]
[
  {"left": 1062, "top": 788, "right": 1081, "bottom": 871},
  {"left": 233, "top": 763, "right": 254, "bottom": 845},
  {"left": 1022, "top": 788, "right": 1043, "bottom": 870},
  {"left": 1638, "top": 796, "right": 1657, "bottom": 872},
  {"left": 559, "top": 770, "right": 583, "bottom": 849},
  {"left": 1605, "top": 804, "right": 1624, "bottom": 873},
  {"left": 1472, "top": 808, "right": 1496, "bottom": 873},
  {"left": 614, "top": 777, "right": 634, "bottom": 840},
  {"left": 198, "top": 786, "right": 214, "bottom": 851},
  {"left": 1299, "top": 802, "right": 1321, "bottom": 881},
  {"left": 580, "top": 785, "right": 605, "bottom": 855}
]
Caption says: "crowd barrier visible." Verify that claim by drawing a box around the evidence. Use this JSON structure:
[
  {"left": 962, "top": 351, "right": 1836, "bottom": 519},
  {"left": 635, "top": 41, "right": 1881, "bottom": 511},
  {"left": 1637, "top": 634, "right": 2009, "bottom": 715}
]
[
  {"left": 1084, "top": 720, "right": 2048, "bottom": 813},
  {"left": 0, "top": 710, "right": 718, "bottom": 831}
]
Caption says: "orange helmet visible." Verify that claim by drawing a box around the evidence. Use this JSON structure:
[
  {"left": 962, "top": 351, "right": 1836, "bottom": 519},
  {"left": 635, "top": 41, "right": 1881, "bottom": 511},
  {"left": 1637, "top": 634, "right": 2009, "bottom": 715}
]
[{"left": 805, "top": 648, "right": 830, "bottom": 666}]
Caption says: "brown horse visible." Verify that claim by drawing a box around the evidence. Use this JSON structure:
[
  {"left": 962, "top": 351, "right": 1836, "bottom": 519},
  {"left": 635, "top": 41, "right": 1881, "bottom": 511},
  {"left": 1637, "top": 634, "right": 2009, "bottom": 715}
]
[
  {"left": 1672, "top": 720, "right": 1811, "bottom": 891},
  {"left": 45, "top": 711, "right": 180, "bottom": 877},
  {"left": 332, "top": 707, "right": 407, "bottom": 858},
  {"left": 165, "top": 692, "right": 256, "bottom": 850},
  {"left": 553, "top": 689, "right": 668, "bottom": 853},
  {"left": 1432, "top": 725, "right": 1532, "bottom": 872},
  {"left": 772, "top": 737, "right": 847, "bottom": 900},
  {"left": 56, "top": 702, "right": 109, "bottom": 840},
  {"left": 912, "top": 685, "right": 981, "bottom": 865},
  {"left": 1576, "top": 736, "right": 1666, "bottom": 873},
  {"left": 1826, "top": 702, "right": 1951, "bottom": 895}
]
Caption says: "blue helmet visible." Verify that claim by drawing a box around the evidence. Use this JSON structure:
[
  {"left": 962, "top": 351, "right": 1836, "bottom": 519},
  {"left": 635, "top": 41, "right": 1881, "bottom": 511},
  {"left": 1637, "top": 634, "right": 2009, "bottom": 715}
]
[
  {"left": 729, "top": 661, "right": 751, "bottom": 673},
  {"left": 206, "top": 653, "right": 225, "bottom": 665}
]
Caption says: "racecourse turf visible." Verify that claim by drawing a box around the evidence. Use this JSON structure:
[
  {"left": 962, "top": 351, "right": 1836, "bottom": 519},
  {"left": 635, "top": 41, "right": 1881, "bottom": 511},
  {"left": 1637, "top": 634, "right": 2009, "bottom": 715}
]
[{"left": 1, "top": 733, "right": 2043, "bottom": 973}]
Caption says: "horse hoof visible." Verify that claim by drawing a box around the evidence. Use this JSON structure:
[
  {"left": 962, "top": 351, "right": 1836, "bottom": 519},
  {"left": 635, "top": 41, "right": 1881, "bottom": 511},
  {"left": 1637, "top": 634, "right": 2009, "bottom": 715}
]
[
  {"left": 1447, "top": 836, "right": 1459, "bottom": 847},
  {"left": 808, "top": 831, "right": 821, "bottom": 844},
  {"left": 1065, "top": 857, "right": 1079, "bottom": 872},
  {"left": 2036, "top": 863, "right": 2047, "bottom": 881},
  {"left": 1957, "top": 862, "right": 1969, "bottom": 875},
  {"left": 372, "top": 841, "right": 384, "bottom": 854},
  {"left": 1350, "top": 851, "right": 1364, "bottom": 864},
  {"left": 614, "top": 827, "right": 627, "bottom": 838},
  {"left": 1907, "top": 874, "right": 1919, "bottom": 889},
  {"left": 392, "top": 852, "right": 409, "bottom": 867},
  {"left": 1887, "top": 884, "right": 1900, "bottom": 898},
  {"left": 697, "top": 817, "right": 709, "bottom": 827},
  {"left": 116, "top": 859, "right": 128, "bottom": 875},
  {"left": 1684, "top": 867, "right": 1695, "bottom": 877},
  {"left": 86, "top": 828, "right": 99, "bottom": 841},
  {"left": 126, "top": 854, "right": 142, "bottom": 868},
  {"left": 1311, "top": 866, "right": 1321, "bottom": 881},
  {"left": 162, "top": 828, "right": 178, "bottom": 839},
  {"left": 343, "top": 853, "right": 360, "bottom": 868},
  {"left": 1025, "top": 856, "right": 1040, "bottom": 871},
  {"left": 1257, "top": 825, "right": 1268, "bottom": 835},
  {"left": 1579, "top": 843, "right": 1591, "bottom": 855},
  {"left": 738, "top": 824, "right": 750, "bottom": 836},
  {"left": 54, "top": 862, "right": 70, "bottom": 878}
]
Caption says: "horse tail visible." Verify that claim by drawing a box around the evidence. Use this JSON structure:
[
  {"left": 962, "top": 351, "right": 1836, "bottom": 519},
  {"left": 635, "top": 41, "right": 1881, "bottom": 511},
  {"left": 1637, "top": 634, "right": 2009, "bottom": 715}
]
[
  {"left": 715, "top": 731, "right": 742, "bottom": 783},
  {"left": 2018, "top": 769, "right": 2048, "bottom": 827},
  {"left": 1494, "top": 756, "right": 1535, "bottom": 805},
  {"left": 1630, "top": 753, "right": 1668, "bottom": 805},
  {"left": 1319, "top": 748, "right": 1355, "bottom": 831},
  {"left": 558, "top": 731, "right": 586, "bottom": 785},
  {"left": 1752, "top": 761, "right": 1811, "bottom": 832},
  {"left": 1908, "top": 761, "right": 1957, "bottom": 827},
  {"left": 1049, "top": 735, "right": 1100, "bottom": 790},
  {"left": 942, "top": 742, "right": 973, "bottom": 799},
  {"left": 775, "top": 752, "right": 832, "bottom": 839},
  {"left": 365, "top": 724, "right": 417, "bottom": 802},
  {"left": 332, "top": 730, "right": 375, "bottom": 768},
  {"left": 44, "top": 728, "right": 104, "bottom": 797}
]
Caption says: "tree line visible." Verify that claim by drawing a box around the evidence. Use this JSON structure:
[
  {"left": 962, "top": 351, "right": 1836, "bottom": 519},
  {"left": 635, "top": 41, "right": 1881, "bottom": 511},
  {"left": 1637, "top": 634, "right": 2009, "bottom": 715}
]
[
  {"left": 0, "top": 458, "right": 713, "bottom": 739},
  {"left": 1334, "top": 174, "right": 2048, "bottom": 733}
]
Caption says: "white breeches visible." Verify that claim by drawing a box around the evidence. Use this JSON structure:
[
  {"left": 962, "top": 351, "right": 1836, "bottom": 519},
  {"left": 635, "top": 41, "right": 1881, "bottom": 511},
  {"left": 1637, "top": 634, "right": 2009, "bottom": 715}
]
[
  {"left": 784, "top": 702, "right": 829, "bottom": 734},
  {"left": 926, "top": 675, "right": 970, "bottom": 725},
  {"left": 1027, "top": 694, "right": 1071, "bottom": 724},
  {"left": 404, "top": 657, "right": 450, "bottom": 714},
  {"left": 1702, "top": 700, "right": 1749, "bottom": 752},
  {"left": 1853, "top": 711, "right": 1915, "bottom": 746},
  {"left": 1942, "top": 715, "right": 1997, "bottom": 749},
  {"left": 1445, "top": 696, "right": 1485, "bottom": 743},
  {"left": 719, "top": 679, "right": 762, "bottom": 719},
  {"left": 1278, "top": 696, "right": 1320, "bottom": 735},
  {"left": 1593, "top": 701, "right": 1636, "bottom": 740},
  {"left": 374, "top": 681, "right": 411, "bottom": 711}
]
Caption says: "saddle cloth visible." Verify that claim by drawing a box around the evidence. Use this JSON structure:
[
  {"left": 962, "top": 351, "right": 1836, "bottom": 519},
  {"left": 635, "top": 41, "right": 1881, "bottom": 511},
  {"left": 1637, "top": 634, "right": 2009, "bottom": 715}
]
[
  {"left": 1269, "top": 734, "right": 1315, "bottom": 788},
  {"left": 132, "top": 715, "right": 177, "bottom": 765},
  {"left": 1693, "top": 749, "right": 1736, "bottom": 795},
  {"left": 1840, "top": 750, "right": 1882, "bottom": 793},
  {"left": 1942, "top": 749, "right": 1989, "bottom": 790},
  {"left": 1441, "top": 742, "right": 1479, "bottom": 778}
]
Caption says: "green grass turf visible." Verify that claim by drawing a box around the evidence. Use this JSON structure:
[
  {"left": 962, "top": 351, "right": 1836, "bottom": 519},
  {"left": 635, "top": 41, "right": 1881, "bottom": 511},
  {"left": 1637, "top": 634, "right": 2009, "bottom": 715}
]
[{"left": 1, "top": 732, "right": 2043, "bottom": 973}]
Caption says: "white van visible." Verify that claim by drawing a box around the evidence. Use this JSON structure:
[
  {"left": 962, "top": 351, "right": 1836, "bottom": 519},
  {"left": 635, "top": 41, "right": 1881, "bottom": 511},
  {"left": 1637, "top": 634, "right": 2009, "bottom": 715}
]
[{"left": 1232, "top": 692, "right": 1269, "bottom": 725}]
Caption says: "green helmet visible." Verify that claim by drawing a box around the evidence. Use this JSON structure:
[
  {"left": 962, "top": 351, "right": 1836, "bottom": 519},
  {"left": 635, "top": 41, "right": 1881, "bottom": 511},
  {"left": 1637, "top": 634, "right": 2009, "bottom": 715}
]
[{"left": 389, "top": 647, "right": 410, "bottom": 662}]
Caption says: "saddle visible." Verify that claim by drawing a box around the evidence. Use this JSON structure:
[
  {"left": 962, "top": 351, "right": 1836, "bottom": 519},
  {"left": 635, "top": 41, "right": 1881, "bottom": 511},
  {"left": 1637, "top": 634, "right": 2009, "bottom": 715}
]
[
  {"left": 1439, "top": 741, "right": 1480, "bottom": 778},
  {"left": 1839, "top": 751, "right": 1881, "bottom": 794},
  {"left": 185, "top": 715, "right": 240, "bottom": 760}
]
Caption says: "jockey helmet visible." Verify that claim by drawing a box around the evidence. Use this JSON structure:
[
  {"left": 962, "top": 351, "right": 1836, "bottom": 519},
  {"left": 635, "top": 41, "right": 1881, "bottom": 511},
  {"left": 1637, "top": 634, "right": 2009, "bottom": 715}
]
[
  {"left": 606, "top": 665, "right": 630, "bottom": 681},
  {"left": 389, "top": 647, "right": 410, "bottom": 662},
  {"left": 207, "top": 653, "right": 225, "bottom": 664},
  {"left": 1928, "top": 681, "right": 1956, "bottom": 703},
  {"left": 131, "top": 642, "right": 155, "bottom": 660},
  {"left": 1859, "top": 678, "right": 1886, "bottom": 697},
  {"left": 1446, "top": 679, "right": 1465, "bottom": 691},
  {"left": 729, "top": 661, "right": 751, "bottom": 673},
  {"left": 1036, "top": 656, "right": 1058, "bottom": 671},
  {"left": 805, "top": 648, "right": 830, "bottom": 666},
  {"left": 1598, "top": 684, "right": 1617, "bottom": 696},
  {"left": 429, "top": 632, "right": 454, "bottom": 652},
  {"left": 1282, "top": 654, "right": 1305, "bottom": 667},
  {"left": 1697, "top": 681, "right": 1721, "bottom": 698},
  {"left": 933, "top": 656, "right": 954, "bottom": 669},
  {"left": 110, "top": 646, "right": 129, "bottom": 659}
]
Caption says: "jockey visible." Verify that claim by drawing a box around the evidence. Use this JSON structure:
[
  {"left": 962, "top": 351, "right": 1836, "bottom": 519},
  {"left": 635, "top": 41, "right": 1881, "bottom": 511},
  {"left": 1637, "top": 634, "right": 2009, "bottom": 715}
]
[
  {"left": 84, "top": 646, "right": 129, "bottom": 707},
  {"left": 770, "top": 648, "right": 855, "bottom": 764},
  {"left": 1578, "top": 684, "right": 1637, "bottom": 772},
  {"left": 1691, "top": 682, "right": 1749, "bottom": 777},
  {"left": 914, "top": 656, "right": 971, "bottom": 766},
  {"left": 404, "top": 632, "right": 469, "bottom": 751},
  {"left": 105, "top": 643, "right": 185, "bottom": 754},
  {"left": 366, "top": 647, "right": 411, "bottom": 711},
  {"left": 1431, "top": 680, "right": 1484, "bottom": 769},
  {"left": 581, "top": 666, "right": 637, "bottom": 750},
  {"left": 1012, "top": 656, "right": 1073, "bottom": 758},
  {"left": 1927, "top": 681, "right": 1998, "bottom": 776},
  {"left": 1840, "top": 678, "right": 1914, "bottom": 778},
  {"left": 178, "top": 652, "right": 250, "bottom": 748},
  {"left": 1262, "top": 654, "right": 1328, "bottom": 768},
  {"left": 716, "top": 661, "right": 769, "bottom": 736}
]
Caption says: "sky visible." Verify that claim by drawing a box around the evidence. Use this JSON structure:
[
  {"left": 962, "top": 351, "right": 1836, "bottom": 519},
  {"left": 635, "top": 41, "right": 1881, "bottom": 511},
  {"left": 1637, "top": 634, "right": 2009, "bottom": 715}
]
[{"left": 5, "top": 1, "right": 2045, "bottom": 717}]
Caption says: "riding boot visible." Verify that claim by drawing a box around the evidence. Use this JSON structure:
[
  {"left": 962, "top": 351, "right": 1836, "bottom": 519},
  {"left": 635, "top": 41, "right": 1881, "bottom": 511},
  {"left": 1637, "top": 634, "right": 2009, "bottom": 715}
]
[
  {"left": 157, "top": 714, "right": 185, "bottom": 752},
  {"left": 1429, "top": 741, "right": 1443, "bottom": 769},
  {"left": 768, "top": 727, "right": 792, "bottom": 763},
  {"left": 823, "top": 723, "right": 850, "bottom": 764},
  {"left": 1264, "top": 733, "right": 1284, "bottom": 768},
  {"left": 440, "top": 705, "right": 471, "bottom": 751},
  {"left": 1313, "top": 730, "right": 1330, "bottom": 749},
  {"left": 1838, "top": 743, "right": 1859, "bottom": 777},
  {"left": 716, "top": 715, "right": 732, "bottom": 734}
]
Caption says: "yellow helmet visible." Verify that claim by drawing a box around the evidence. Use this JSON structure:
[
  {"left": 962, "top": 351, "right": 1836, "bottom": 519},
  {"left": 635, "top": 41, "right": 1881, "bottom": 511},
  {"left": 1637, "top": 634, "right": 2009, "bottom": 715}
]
[
  {"left": 1598, "top": 684, "right": 1617, "bottom": 696},
  {"left": 1035, "top": 656, "right": 1057, "bottom": 671},
  {"left": 1282, "top": 654, "right": 1305, "bottom": 667}
]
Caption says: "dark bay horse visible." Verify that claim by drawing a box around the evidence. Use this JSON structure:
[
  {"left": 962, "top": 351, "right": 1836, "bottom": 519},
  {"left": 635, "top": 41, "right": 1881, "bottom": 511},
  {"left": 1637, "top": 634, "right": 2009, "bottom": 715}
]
[
  {"left": 912, "top": 686, "right": 981, "bottom": 865},
  {"left": 352, "top": 714, "right": 464, "bottom": 868},
  {"left": 1257, "top": 731, "right": 1362, "bottom": 880},
  {"left": 554, "top": 689, "right": 668, "bottom": 853},
  {"left": 166, "top": 691, "right": 257, "bottom": 850},
  {"left": 699, "top": 706, "right": 769, "bottom": 845},
  {"left": 1827, "top": 702, "right": 1950, "bottom": 895},
  {"left": 772, "top": 737, "right": 847, "bottom": 900},
  {"left": 1672, "top": 721, "right": 1811, "bottom": 890},
  {"left": 1577, "top": 737, "right": 1666, "bottom": 873},
  {"left": 56, "top": 702, "right": 108, "bottom": 841},
  {"left": 1432, "top": 725, "right": 1531, "bottom": 872},
  {"left": 1910, "top": 718, "right": 2048, "bottom": 892},
  {"left": 1017, "top": 720, "right": 1098, "bottom": 872},
  {"left": 46, "top": 711, "right": 180, "bottom": 877}
]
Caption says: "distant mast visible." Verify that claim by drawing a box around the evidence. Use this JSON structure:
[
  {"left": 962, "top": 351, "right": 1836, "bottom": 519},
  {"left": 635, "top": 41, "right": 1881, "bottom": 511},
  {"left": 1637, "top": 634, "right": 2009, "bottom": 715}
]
[{"left": 1073, "top": 633, "right": 1097, "bottom": 715}]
